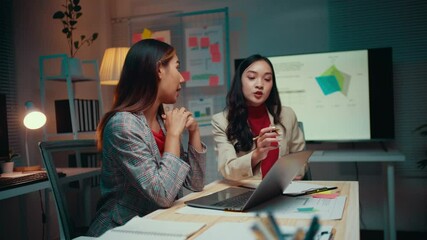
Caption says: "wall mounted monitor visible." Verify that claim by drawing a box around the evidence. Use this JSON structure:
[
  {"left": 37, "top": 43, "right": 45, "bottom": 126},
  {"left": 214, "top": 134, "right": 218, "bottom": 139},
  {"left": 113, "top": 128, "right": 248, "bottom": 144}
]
[{"left": 235, "top": 48, "right": 394, "bottom": 142}]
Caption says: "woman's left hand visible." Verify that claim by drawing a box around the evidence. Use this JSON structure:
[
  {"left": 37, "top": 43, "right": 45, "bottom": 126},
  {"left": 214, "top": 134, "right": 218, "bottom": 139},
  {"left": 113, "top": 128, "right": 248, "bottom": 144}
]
[{"left": 186, "top": 115, "right": 199, "bottom": 133}]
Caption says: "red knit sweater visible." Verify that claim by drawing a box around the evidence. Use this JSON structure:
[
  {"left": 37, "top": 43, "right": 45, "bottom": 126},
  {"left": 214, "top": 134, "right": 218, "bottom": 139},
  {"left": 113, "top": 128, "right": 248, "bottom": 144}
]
[
  {"left": 152, "top": 128, "right": 165, "bottom": 156},
  {"left": 247, "top": 105, "right": 279, "bottom": 177}
]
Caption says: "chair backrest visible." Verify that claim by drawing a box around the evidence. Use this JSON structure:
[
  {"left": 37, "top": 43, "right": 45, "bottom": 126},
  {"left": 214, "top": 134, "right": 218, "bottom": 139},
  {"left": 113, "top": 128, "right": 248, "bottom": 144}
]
[
  {"left": 298, "top": 122, "right": 312, "bottom": 180},
  {"left": 39, "top": 139, "right": 98, "bottom": 240}
]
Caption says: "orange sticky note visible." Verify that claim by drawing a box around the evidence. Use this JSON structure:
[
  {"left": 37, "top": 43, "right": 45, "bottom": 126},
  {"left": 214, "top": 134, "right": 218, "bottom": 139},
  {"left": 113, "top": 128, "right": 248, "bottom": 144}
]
[
  {"left": 188, "top": 37, "right": 198, "bottom": 48},
  {"left": 209, "top": 75, "right": 219, "bottom": 86},
  {"left": 200, "top": 37, "right": 210, "bottom": 48},
  {"left": 181, "top": 71, "right": 191, "bottom": 81}
]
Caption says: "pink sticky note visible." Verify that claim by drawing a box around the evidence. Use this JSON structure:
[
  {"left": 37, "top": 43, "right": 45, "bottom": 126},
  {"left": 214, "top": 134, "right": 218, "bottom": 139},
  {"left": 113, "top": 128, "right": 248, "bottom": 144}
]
[
  {"left": 312, "top": 193, "right": 339, "bottom": 199},
  {"left": 188, "top": 37, "right": 198, "bottom": 48},
  {"left": 211, "top": 52, "right": 221, "bottom": 63},
  {"left": 132, "top": 33, "right": 142, "bottom": 43},
  {"left": 200, "top": 37, "right": 210, "bottom": 48},
  {"left": 209, "top": 75, "right": 219, "bottom": 86},
  {"left": 210, "top": 43, "right": 220, "bottom": 54},
  {"left": 155, "top": 37, "right": 165, "bottom": 43},
  {"left": 181, "top": 71, "right": 191, "bottom": 81}
]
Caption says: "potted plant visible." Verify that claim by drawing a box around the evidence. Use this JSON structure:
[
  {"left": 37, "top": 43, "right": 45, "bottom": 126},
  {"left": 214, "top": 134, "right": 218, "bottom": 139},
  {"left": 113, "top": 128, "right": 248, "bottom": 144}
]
[
  {"left": 52, "top": 0, "right": 99, "bottom": 77},
  {"left": 0, "top": 149, "right": 19, "bottom": 173}
]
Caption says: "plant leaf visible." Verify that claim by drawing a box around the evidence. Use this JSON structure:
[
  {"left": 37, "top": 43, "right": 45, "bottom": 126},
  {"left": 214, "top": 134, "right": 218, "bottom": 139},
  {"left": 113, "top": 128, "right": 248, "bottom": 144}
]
[
  {"left": 53, "top": 11, "right": 65, "bottom": 19},
  {"left": 73, "top": 0, "right": 80, "bottom": 6},
  {"left": 70, "top": 20, "right": 77, "bottom": 26},
  {"left": 414, "top": 124, "right": 427, "bottom": 133},
  {"left": 62, "top": 27, "right": 69, "bottom": 34},
  {"left": 92, "top": 33, "right": 99, "bottom": 40},
  {"left": 417, "top": 159, "right": 427, "bottom": 169},
  {"left": 68, "top": 3, "right": 73, "bottom": 12},
  {"left": 81, "top": 35, "right": 86, "bottom": 40},
  {"left": 74, "top": 5, "right": 82, "bottom": 12},
  {"left": 76, "top": 12, "right": 82, "bottom": 19},
  {"left": 74, "top": 41, "right": 79, "bottom": 49}
]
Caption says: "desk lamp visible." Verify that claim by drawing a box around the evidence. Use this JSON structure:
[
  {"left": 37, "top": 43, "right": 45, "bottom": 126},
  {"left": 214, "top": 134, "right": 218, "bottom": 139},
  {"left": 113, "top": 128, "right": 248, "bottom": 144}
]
[
  {"left": 99, "top": 47, "right": 129, "bottom": 85},
  {"left": 21, "top": 101, "right": 46, "bottom": 171}
]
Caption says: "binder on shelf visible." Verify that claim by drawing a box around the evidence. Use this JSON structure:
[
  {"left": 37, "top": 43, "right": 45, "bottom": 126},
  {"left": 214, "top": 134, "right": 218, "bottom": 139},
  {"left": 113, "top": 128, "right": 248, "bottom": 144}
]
[{"left": 55, "top": 99, "right": 100, "bottom": 133}]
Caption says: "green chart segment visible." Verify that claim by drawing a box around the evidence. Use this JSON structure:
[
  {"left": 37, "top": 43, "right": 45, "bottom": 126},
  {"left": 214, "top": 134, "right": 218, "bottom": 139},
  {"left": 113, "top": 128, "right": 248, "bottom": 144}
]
[{"left": 315, "top": 65, "right": 347, "bottom": 96}]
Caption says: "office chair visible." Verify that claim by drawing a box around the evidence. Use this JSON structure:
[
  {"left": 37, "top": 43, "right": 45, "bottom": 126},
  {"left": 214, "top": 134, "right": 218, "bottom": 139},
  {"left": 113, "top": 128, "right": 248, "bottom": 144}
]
[
  {"left": 298, "top": 122, "right": 312, "bottom": 180},
  {"left": 39, "top": 139, "right": 99, "bottom": 240}
]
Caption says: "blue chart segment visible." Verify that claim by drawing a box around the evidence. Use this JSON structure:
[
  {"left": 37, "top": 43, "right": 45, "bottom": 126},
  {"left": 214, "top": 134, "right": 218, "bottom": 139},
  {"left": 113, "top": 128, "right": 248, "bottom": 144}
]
[
  {"left": 315, "top": 76, "right": 341, "bottom": 95},
  {"left": 315, "top": 65, "right": 350, "bottom": 96}
]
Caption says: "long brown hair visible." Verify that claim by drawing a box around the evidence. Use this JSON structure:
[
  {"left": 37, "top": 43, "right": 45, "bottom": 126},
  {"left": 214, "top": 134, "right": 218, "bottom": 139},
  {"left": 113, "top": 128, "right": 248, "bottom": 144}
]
[{"left": 97, "top": 39, "right": 175, "bottom": 149}]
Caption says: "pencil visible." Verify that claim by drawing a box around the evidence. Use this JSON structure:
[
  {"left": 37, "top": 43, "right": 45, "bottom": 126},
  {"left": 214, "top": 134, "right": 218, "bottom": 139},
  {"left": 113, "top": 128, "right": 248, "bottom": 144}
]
[{"left": 252, "top": 128, "right": 280, "bottom": 141}]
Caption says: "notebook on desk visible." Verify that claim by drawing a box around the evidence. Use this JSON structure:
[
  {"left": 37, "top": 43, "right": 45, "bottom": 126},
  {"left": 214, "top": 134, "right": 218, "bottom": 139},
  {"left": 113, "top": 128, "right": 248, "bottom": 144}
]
[{"left": 185, "top": 150, "right": 313, "bottom": 212}]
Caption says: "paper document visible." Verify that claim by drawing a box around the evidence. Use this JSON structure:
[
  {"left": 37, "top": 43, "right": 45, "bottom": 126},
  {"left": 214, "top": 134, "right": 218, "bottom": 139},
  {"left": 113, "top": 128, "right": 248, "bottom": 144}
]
[
  {"left": 100, "top": 217, "right": 206, "bottom": 240},
  {"left": 263, "top": 196, "right": 347, "bottom": 220},
  {"left": 195, "top": 221, "right": 334, "bottom": 240}
]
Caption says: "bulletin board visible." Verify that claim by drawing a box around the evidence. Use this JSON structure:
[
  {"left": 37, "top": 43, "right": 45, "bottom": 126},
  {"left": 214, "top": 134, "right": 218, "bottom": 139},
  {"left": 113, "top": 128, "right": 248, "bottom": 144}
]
[{"left": 113, "top": 8, "right": 231, "bottom": 136}]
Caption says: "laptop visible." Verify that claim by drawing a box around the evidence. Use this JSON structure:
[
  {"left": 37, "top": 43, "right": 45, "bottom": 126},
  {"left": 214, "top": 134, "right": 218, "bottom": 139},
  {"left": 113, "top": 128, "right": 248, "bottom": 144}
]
[{"left": 185, "top": 150, "right": 313, "bottom": 211}]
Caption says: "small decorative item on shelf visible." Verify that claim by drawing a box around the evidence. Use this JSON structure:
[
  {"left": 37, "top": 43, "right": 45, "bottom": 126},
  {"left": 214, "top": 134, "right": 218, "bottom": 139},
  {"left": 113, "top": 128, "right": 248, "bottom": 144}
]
[
  {"left": 52, "top": 0, "right": 99, "bottom": 78},
  {"left": 0, "top": 149, "right": 19, "bottom": 173}
]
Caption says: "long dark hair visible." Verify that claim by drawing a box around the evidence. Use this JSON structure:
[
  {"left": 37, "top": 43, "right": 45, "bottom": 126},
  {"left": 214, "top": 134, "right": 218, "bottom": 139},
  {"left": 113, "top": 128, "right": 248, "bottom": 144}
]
[
  {"left": 226, "top": 54, "right": 284, "bottom": 152},
  {"left": 97, "top": 39, "right": 175, "bottom": 149}
]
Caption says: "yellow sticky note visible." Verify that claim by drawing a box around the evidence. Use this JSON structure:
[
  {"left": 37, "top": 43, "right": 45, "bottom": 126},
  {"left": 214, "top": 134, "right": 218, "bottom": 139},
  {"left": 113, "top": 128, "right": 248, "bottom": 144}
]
[
  {"left": 142, "top": 28, "right": 152, "bottom": 39},
  {"left": 317, "top": 190, "right": 332, "bottom": 195}
]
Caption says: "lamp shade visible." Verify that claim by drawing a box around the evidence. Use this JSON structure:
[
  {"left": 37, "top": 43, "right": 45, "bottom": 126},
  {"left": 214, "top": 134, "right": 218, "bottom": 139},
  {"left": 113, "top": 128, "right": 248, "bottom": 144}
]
[
  {"left": 23, "top": 101, "right": 46, "bottom": 130},
  {"left": 99, "top": 47, "right": 130, "bottom": 85}
]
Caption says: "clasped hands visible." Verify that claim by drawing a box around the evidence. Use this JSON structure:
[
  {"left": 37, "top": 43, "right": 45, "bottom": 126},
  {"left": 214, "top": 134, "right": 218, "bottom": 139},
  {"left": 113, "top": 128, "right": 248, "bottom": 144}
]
[{"left": 162, "top": 107, "right": 199, "bottom": 136}]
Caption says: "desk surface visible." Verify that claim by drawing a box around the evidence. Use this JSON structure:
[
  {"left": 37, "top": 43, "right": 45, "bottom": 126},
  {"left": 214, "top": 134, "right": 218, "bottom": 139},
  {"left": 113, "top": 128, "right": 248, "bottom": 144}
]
[
  {"left": 310, "top": 150, "right": 405, "bottom": 162},
  {"left": 147, "top": 180, "right": 360, "bottom": 240},
  {"left": 0, "top": 167, "right": 101, "bottom": 201}
]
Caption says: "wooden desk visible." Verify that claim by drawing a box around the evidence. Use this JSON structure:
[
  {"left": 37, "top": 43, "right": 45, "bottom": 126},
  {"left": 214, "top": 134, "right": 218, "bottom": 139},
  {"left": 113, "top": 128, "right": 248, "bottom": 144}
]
[
  {"left": 310, "top": 150, "right": 404, "bottom": 240},
  {"left": 146, "top": 180, "right": 360, "bottom": 240},
  {"left": 0, "top": 167, "right": 101, "bottom": 200}
]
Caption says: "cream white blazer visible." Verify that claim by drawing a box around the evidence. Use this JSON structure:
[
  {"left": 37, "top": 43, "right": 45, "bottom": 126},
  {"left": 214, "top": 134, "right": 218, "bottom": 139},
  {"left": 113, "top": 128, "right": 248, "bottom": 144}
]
[{"left": 211, "top": 106, "right": 306, "bottom": 181}]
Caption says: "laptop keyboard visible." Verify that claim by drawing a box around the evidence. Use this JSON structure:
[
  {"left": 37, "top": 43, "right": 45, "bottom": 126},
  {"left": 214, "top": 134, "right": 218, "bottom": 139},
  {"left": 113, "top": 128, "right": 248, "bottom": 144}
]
[
  {"left": 212, "top": 190, "right": 253, "bottom": 208},
  {"left": 0, "top": 172, "right": 66, "bottom": 191}
]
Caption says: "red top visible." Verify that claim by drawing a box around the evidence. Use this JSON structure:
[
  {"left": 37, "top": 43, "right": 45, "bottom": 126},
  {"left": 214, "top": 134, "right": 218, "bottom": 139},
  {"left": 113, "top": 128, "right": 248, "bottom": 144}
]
[
  {"left": 152, "top": 128, "right": 166, "bottom": 156},
  {"left": 247, "top": 105, "right": 279, "bottom": 178}
]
